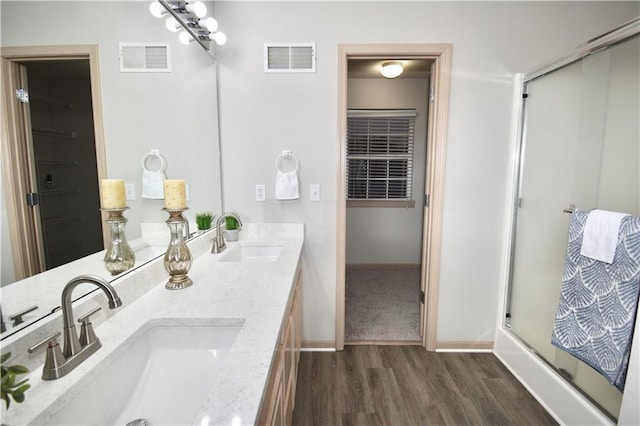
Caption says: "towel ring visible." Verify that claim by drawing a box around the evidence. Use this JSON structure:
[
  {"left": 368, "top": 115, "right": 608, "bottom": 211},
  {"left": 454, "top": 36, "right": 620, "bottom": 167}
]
[
  {"left": 275, "top": 150, "right": 299, "bottom": 173},
  {"left": 141, "top": 151, "right": 167, "bottom": 173}
]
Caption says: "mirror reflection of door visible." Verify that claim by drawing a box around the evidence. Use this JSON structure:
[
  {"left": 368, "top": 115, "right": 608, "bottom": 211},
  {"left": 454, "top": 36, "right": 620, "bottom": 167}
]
[{"left": 17, "top": 60, "right": 103, "bottom": 271}]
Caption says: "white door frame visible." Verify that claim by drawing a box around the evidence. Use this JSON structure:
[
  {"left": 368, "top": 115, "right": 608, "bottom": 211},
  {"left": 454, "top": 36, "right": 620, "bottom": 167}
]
[
  {"left": 336, "top": 43, "right": 451, "bottom": 351},
  {"left": 1, "top": 45, "right": 108, "bottom": 280}
]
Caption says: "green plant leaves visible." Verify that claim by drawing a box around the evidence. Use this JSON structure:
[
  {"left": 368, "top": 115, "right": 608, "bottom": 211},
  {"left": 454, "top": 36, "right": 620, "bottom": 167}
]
[{"left": 1, "top": 352, "right": 30, "bottom": 410}]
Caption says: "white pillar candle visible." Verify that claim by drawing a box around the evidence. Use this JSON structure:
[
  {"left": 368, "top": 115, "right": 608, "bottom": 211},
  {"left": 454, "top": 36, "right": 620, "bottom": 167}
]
[
  {"left": 164, "top": 179, "right": 187, "bottom": 209},
  {"left": 101, "top": 179, "right": 126, "bottom": 209}
]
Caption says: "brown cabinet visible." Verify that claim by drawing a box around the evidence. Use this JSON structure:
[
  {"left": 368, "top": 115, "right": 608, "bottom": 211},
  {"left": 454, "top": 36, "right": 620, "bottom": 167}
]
[{"left": 257, "top": 271, "right": 302, "bottom": 426}]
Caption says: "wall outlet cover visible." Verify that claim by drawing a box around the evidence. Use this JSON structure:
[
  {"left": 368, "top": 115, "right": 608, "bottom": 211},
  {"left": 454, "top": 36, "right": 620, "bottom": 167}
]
[{"left": 256, "top": 184, "right": 266, "bottom": 201}]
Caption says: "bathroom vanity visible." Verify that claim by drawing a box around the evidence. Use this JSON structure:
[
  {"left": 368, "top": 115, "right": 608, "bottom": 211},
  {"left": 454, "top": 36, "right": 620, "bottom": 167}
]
[{"left": 1, "top": 223, "right": 304, "bottom": 426}]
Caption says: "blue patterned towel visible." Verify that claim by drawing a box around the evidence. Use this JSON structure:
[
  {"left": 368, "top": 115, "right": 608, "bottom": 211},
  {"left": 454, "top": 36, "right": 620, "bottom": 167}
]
[{"left": 551, "top": 209, "right": 640, "bottom": 391}]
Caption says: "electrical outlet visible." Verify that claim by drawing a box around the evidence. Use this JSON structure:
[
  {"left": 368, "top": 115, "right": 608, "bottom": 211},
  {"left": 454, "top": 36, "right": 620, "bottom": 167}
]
[
  {"left": 255, "top": 184, "right": 266, "bottom": 201},
  {"left": 310, "top": 184, "right": 320, "bottom": 201},
  {"left": 125, "top": 183, "right": 136, "bottom": 201}
]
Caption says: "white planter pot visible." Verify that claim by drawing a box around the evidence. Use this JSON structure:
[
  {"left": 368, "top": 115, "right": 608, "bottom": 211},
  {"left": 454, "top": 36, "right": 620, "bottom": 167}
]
[{"left": 226, "top": 229, "right": 239, "bottom": 242}]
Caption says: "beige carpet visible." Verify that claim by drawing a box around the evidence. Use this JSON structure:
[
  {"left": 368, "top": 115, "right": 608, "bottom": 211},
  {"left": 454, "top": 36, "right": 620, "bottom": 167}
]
[{"left": 345, "top": 265, "right": 421, "bottom": 342}]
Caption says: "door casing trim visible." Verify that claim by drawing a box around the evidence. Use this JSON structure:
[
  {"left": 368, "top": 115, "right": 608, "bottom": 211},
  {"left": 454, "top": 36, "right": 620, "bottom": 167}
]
[
  {"left": 336, "top": 43, "right": 451, "bottom": 351},
  {"left": 1, "top": 44, "right": 107, "bottom": 280}
]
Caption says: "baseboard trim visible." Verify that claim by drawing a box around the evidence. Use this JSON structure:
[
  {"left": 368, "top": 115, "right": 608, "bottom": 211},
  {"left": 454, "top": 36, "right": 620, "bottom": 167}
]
[
  {"left": 346, "top": 263, "right": 421, "bottom": 269},
  {"left": 302, "top": 340, "right": 336, "bottom": 351},
  {"left": 346, "top": 340, "right": 422, "bottom": 346},
  {"left": 436, "top": 341, "right": 494, "bottom": 352}
]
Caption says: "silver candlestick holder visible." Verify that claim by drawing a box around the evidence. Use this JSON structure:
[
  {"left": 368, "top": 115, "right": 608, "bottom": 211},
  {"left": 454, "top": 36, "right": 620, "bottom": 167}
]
[
  {"left": 102, "top": 207, "right": 135, "bottom": 275},
  {"left": 162, "top": 208, "right": 193, "bottom": 290}
]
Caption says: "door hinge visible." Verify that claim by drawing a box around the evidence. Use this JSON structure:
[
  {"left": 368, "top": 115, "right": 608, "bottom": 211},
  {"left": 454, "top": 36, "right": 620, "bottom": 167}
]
[
  {"left": 424, "top": 194, "right": 430, "bottom": 208},
  {"left": 516, "top": 197, "right": 523, "bottom": 209},
  {"left": 522, "top": 93, "right": 528, "bottom": 99},
  {"left": 420, "top": 289, "right": 425, "bottom": 304},
  {"left": 429, "top": 87, "right": 435, "bottom": 103},
  {"left": 16, "top": 88, "right": 29, "bottom": 104},
  {"left": 26, "top": 192, "right": 39, "bottom": 206}
]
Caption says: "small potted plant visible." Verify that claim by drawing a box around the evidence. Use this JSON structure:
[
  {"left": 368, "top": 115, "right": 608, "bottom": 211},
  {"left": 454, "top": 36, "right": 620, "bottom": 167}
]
[
  {"left": 195, "top": 212, "right": 215, "bottom": 233},
  {"left": 1, "top": 352, "right": 30, "bottom": 410},
  {"left": 224, "top": 212, "right": 241, "bottom": 242}
]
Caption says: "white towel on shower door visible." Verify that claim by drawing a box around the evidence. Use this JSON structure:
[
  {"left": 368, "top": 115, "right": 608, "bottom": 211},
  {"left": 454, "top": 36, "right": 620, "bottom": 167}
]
[
  {"left": 275, "top": 170, "right": 300, "bottom": 200},
  {"left": 580, "top": 209, "right": 629, "bottom": 263}
]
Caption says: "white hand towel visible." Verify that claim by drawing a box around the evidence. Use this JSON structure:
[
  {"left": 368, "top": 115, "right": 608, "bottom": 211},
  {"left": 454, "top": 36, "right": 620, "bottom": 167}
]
[
  {"left": 141, "top": 169, "right": 166, "bottom": 199},
  {"left": 275, "top": 170, "right": 300, "bottom": 200},
  {"left": 580, "top": 209, "right": 629, "bottom": 263}
]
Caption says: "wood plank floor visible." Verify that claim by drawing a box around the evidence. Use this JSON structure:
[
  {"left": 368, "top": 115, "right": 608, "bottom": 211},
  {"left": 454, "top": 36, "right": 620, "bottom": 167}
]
[{"left": 293, "top": 345, "right": 558, "bottom": 426}]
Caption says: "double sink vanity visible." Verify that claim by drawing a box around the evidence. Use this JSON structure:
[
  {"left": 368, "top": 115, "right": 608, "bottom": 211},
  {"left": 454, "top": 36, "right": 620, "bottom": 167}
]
[{"left": 1, "top": 223, "right": 304, "bottom": 425}]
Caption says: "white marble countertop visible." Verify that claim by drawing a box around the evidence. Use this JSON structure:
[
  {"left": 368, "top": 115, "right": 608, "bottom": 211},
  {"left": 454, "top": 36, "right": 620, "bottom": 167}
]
[{"left": 2, "top": 223, "right": 304, "bottom": 426}]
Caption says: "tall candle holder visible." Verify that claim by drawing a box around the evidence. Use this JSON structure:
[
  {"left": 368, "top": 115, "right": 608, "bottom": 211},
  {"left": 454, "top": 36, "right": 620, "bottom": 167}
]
[
  {"left": 102, "top": 207, "right": 135, "bottom": 275},
  {"left": 162, "top": 208, "right": 193, "bottom": 290}
]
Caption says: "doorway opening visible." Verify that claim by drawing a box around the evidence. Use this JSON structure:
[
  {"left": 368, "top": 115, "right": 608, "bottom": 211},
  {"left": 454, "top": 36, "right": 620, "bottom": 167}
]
[
  {"left": 344, "top": 58, "right": 432, "bottom": 344},
  {"left": 336, "top": 44, "right": 451, "bottom": 351},
  {"left": 1, "top": 45, "right": 107, "bottom": 282}
]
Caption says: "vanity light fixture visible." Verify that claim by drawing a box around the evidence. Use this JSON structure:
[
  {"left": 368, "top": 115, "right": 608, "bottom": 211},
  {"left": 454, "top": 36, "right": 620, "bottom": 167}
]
[
  {"left": 178, "top": 31, "right": 194, "bottom": 45},
  {"left": 150, "top": 1, "right": 227, "bottom": 53},
  {"left": 381, "top": 61, "right": 404, "bottom": 78},
  {"left": 165, "top": 17, "right": 181, "bottom": 32},
  {"left": 149, "top": 1, "right": 167, "bottom": 18}
]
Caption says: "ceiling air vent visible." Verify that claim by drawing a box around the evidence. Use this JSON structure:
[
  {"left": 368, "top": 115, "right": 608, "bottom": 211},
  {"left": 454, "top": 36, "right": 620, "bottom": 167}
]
[
  {"left": 264, "top": 43, "right": 316, "bottom": 73},
  {"left": 119, "top": 43, "right": 171, "bottom": 73}
]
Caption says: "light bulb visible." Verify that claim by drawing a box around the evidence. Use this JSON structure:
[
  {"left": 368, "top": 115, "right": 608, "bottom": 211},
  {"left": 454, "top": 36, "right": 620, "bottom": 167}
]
[
  {"left": 165, "top": 17, "right": 181, "bottom": 32},
  {"left": 381, "top": 62, "right": 403, "bottom": 79},
  {"left": 199, "top": 17, "right": 218, "bottom": 33},
  {"left": 210, "top": 31, "right": 226, "bottom": 46},
  {"left": 178, "top": 31, "right": 195, "bottom": 45},
  {"left": 185, "top": 1, "right": 207, "bottom": 18},
  {"left": 149, "top": 1, "right": 166, "bottom": 18}
]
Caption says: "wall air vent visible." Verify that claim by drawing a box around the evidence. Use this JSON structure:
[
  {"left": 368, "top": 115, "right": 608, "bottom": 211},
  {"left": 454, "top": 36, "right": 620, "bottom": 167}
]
[
  {"left": 264, "top": 43, "right": 316, "bottom": 73},
  {"left": 119, "top": 43, "right": 171, "bottom": 73}
]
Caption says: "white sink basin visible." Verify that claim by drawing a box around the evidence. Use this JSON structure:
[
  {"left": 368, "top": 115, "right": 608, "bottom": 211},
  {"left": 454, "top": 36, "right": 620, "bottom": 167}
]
[
  {"left": 219, "top": 242, "right": 283, "bottom": 262},
  {"left": 45, "top": 320, "right": 243, "bottom": 426}
]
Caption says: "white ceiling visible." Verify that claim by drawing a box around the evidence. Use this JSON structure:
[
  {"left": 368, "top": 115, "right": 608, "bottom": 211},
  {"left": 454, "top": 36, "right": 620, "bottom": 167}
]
[{"left": 348, "top": 58, "right": 433, "bottom": 79}]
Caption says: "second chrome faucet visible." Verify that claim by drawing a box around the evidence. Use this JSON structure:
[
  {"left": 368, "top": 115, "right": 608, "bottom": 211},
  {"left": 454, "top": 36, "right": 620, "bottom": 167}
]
[{"left": 211, "top": 213, "right": 243, "bottom": 254}]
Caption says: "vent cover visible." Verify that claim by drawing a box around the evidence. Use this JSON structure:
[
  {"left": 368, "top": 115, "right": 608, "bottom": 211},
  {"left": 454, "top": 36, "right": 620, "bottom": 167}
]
[
  {"left": 264, "top": 43, "right": 316, "bottom": 73},
  {"left": 119, "top": 43, "right": 171, "bottom": 73}
]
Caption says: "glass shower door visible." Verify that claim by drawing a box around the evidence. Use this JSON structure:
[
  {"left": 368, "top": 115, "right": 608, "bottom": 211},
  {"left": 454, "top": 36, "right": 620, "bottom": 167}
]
[{"left": 507, "top": 34, "right": 639, "bottom": 420}]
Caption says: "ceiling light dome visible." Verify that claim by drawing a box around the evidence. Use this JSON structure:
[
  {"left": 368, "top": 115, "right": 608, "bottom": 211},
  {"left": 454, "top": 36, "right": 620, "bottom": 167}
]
[{"left": 381, "top": 62, "right": 403, "bottom": 79}]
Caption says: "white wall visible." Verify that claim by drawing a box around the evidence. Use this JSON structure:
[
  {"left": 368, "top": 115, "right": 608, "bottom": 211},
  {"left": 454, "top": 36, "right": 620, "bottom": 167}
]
[
  {"left": 346, "top": 76, "right": 429, "bottom": 265},
  {"left": 215, "top": 1, "right": 639, "bottom": 345}
]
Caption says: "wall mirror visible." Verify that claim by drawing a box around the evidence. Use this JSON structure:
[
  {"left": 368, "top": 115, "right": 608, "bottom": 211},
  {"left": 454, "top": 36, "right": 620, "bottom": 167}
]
[{"left": 0, "top": 1, "right": 222, "bottom": 339}]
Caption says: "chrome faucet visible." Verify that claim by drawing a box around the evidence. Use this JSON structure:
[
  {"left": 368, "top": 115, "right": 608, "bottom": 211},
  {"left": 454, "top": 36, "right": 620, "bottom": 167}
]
[
  {"left": 211, "top": 213, "right": 243, "bottom": 254},
  {"left": 28, "top": 275, "right": 122, "bottom": 380}
]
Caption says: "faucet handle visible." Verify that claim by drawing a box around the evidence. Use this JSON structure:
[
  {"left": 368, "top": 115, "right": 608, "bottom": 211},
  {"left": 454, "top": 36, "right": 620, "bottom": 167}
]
[
  {"left": 77, "top": 307, "right": 102, "bottom": 346},
  {"left": 9, "top": 305, "right": 39, "bottom": 326},
  {"left": 28, "top": 332, "right": 66, "bottom": 379},
  {"left": 28, "top": 331, "right": 62, "bottom": 354}
]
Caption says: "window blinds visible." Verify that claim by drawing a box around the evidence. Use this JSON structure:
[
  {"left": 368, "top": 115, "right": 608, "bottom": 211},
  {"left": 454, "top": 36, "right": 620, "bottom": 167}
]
[{"left": 346, "top": 109, "right": 416, "bottom": 201}]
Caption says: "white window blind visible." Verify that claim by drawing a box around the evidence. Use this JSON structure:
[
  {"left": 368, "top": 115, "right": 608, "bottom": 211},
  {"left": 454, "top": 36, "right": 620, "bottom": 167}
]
[{"left": 346, "top": 109, "right": 416, "bottom": 202}]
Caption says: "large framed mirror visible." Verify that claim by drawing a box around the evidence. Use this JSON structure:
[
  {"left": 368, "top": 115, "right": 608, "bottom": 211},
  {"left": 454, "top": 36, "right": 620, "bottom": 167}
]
[{"left": 0, "top": 1, "right": 222, "bottom": 339}]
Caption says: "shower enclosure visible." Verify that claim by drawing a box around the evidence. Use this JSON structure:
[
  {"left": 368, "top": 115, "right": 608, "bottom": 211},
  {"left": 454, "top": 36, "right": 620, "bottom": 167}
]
[{"left": 504, "top": 21, "right": 639, "bottom": 422}]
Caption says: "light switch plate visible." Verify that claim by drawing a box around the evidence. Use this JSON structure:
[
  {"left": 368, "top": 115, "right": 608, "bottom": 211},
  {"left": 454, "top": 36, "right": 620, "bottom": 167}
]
[
  {"left": 310, "top": 184, "right": 320, "bottom": 201},
  {"left": 125, "top": 183, "right": 136, "bottom": 201}
]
